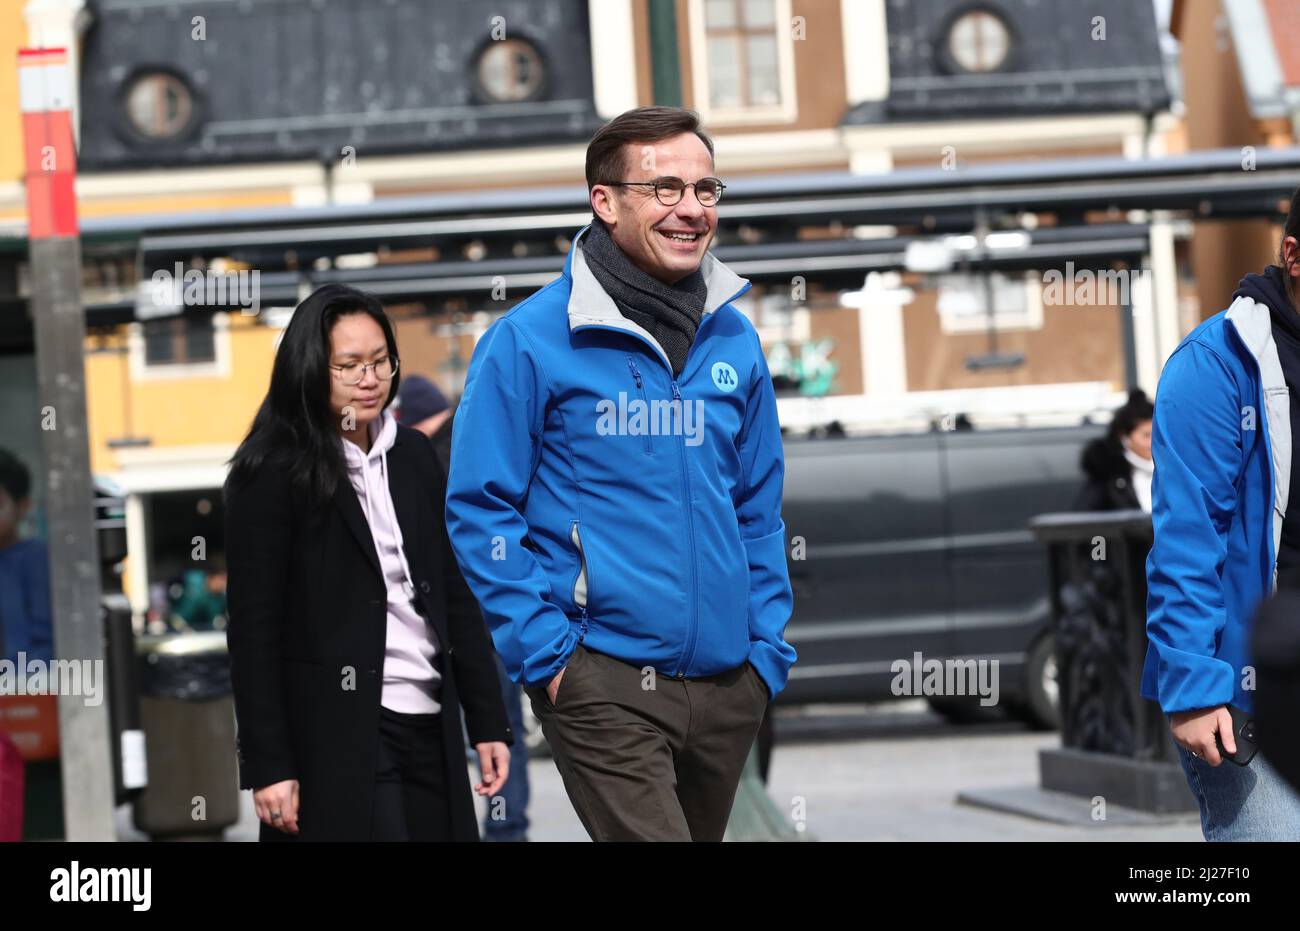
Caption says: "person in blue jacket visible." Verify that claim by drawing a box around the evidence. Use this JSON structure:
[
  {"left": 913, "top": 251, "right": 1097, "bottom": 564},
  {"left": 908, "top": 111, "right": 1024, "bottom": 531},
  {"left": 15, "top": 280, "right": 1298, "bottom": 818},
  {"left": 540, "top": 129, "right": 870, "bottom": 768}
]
[
  {"left": 1144, "top": 187, "right": 1300, "bottom": 840},
  {"left": 0, "top": 448, "right": 52, "bottom": 665},
  {"left": 445, "top": 107, "right": 796, "bottom": 841}
]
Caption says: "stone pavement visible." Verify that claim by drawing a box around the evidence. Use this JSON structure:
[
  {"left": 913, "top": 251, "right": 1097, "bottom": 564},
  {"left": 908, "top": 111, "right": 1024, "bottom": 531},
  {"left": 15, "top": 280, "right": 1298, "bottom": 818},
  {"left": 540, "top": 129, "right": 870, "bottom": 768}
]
[{"left": 115, "top": 700, "right": 1203, "bottom": 842}]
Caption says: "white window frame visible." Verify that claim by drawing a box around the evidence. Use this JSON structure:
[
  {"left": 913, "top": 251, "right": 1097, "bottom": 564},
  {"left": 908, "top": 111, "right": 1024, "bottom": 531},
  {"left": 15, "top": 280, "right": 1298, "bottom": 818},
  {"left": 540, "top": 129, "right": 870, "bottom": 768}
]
[
  {"left": 587, "top": 0, "right": 639, "bottom": 118},
  {"left": 688, "top": 0, "right": 799, "bottom": 127},
  {"left": 128, "top": 311, "right": 232, "bottom": 381},
  {"left": 935, "top": 272, "right": 1044, "bottom": 334}
]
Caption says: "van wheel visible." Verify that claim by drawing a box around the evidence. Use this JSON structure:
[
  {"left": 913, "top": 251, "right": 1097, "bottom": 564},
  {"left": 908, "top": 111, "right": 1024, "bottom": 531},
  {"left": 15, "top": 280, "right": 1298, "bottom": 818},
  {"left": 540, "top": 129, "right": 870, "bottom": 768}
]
[{"left": 1008, "top": 634, "right": 1060, "bottom": 731}]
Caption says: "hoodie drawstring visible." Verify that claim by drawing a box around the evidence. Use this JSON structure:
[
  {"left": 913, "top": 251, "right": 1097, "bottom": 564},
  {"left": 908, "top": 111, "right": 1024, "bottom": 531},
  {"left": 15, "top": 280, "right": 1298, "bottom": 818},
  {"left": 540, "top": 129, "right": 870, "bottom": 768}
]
[
  {"left": 345, "top": 414, "right": 419, "bottom": 604},
  {"left": 378, "top": 447, "right": 419, "bottom": 602}
]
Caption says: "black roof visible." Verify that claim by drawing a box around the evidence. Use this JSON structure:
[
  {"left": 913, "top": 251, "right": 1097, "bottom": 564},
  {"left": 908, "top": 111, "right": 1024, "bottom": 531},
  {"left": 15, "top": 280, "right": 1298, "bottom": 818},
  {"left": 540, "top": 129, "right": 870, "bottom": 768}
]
[
  {"left": 843, "top": 0, "right": 1171, "bottom": 125},
  {"left": 78, "top": 0, "right": 603, "bottom": 170}
]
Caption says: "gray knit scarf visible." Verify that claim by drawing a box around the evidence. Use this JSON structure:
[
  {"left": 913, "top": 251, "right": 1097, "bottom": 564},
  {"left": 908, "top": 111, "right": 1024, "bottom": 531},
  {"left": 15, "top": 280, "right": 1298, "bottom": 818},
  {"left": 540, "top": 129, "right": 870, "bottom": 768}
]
[{"left": 581, "top": 219, "right": 708, "bottom": 376}]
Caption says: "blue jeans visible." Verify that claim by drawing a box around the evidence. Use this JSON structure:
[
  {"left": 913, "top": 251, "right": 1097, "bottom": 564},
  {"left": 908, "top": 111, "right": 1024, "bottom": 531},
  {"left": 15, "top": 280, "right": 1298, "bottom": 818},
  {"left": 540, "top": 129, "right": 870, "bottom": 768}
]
[
  {"left": 1177, "top": 744, "right": 1300, "bottom": 841},
  {"left": 482, "top": 654, "right": 530, "bottom": 841}
]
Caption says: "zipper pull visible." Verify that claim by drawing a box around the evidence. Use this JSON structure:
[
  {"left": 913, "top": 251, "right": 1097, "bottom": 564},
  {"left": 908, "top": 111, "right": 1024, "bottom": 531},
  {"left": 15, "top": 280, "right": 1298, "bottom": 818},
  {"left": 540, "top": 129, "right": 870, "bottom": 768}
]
[
  {"left": 626, "top": 356, "right": 642, "bottom": 388},
  {"left": 578, "top": 607, "right": 589, "bottom": 641},
  {"left": 671, "top": 381, "right": 681, "bottom": 401}
]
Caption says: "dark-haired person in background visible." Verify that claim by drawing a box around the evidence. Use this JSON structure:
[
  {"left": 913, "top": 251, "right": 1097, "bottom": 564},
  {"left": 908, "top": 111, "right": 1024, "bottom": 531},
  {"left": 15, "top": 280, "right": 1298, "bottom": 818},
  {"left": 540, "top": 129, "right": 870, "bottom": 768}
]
[
  {"left": 396, "top": 373, "right": 532, "bottom": 842},
  {"left": 446, "top": 107, "right": 795, "bottom": 841},
  {"left": 0, "top": 449, "right": 52, "bottom": 664},
  {"left": 395, "top": 374, "right": 455, "bottom": 468},
  {"left": 1144, "top": 187, "right": 1300, "bottom": 840},
  {"left": 224, "top": 283, "right": 511, "bottom": 841},
  {"left": 1076, "top": 390, "right": 1154, "bottom": 513}
]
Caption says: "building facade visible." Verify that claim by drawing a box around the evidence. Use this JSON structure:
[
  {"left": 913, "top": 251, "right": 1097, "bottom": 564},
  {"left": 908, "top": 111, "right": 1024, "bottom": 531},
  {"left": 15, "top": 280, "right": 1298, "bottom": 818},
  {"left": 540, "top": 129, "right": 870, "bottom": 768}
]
[{"left": 2, "top": 0, "right": 1239, "bottom": 624}]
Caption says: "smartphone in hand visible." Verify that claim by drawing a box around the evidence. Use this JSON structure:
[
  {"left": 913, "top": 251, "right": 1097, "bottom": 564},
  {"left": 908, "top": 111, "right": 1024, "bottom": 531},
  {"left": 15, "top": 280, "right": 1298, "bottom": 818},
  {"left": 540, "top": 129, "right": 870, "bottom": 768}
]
[{"left": 1215, "top": 704, "right": 1259, "bottom": 766}]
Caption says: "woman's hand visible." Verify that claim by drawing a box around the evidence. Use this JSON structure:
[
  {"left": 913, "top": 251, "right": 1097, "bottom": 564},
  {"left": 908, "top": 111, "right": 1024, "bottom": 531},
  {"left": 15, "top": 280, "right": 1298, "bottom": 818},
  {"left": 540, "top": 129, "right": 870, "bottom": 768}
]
[
  {"left": 473, "top": 742, "right": 510, "bottom": 797},
  {"left": 253, "top": 779, "right": 300, "bottom": 834}
]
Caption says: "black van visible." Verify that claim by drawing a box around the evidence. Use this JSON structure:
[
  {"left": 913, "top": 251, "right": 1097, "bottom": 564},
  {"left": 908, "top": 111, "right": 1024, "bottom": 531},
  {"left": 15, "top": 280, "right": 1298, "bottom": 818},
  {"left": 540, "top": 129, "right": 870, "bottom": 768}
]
[{"left": 779, "top": 423, "right": 1103, "bottom": 728}]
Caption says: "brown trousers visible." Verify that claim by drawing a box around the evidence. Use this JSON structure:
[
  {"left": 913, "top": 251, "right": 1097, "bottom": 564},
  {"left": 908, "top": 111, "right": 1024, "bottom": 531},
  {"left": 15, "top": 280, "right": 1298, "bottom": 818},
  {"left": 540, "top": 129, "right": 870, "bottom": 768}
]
[{"left": 523, "top": 644, "right": 769, "bottom": 841}]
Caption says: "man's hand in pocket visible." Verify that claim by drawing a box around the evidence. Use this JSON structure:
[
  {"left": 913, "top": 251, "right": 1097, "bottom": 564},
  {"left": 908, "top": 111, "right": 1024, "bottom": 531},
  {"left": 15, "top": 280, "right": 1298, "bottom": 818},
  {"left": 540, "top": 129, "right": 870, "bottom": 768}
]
[{"left": 546, "top": 665, "right": 567, "bottom": 706}]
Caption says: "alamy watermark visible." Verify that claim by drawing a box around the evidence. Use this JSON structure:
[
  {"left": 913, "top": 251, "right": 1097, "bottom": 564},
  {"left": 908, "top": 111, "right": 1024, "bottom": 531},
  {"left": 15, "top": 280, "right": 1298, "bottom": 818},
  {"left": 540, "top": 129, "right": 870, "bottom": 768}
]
[
  {"left": 50, "top": 861, "right": 151, "bottom": 911},
  {"left": 149, "top": 262, "right": 260, "bottom": 314},
  {"left": 890, "top": 651, "right": 1000, "bottom": 707},
  {"left": 0, "top": 653, "right": 104, "bottom": 706},
  {"left": 1042, "top": 262, "right": 1145, "bottom": 307},
  {"left": 595, "top": 393, "right": 706, "bottom": 447}
]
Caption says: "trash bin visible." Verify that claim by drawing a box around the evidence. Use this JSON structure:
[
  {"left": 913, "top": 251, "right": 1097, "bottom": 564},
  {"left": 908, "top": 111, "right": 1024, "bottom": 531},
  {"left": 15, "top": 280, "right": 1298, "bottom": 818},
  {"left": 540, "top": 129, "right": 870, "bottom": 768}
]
[{"left": 132, "top": 631, "right": 240, "bottom": 840}]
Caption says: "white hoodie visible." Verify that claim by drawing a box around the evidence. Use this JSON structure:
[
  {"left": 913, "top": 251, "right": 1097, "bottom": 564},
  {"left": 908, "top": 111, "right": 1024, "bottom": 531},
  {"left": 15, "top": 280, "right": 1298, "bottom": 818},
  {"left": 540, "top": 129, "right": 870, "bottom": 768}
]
[
  {"left": 340, "top": 410, "right": 442, "bottom": 714},
  {"left": 1123, "top": 444, "right": 1154, "bottom": 514}
]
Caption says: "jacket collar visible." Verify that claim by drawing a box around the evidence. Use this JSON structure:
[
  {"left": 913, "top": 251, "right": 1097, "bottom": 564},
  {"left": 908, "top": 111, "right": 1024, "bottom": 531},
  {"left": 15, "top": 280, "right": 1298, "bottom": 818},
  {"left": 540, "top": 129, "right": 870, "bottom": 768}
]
[
  {"left": 562, "top": 224, "right": 751, "bottom": 369},
  {"left": 1226, "top": 293, "right": 1291, "bottom": 589},
  {"left": 1226, "top": 293, "right": 1276, "bottom": 363}
]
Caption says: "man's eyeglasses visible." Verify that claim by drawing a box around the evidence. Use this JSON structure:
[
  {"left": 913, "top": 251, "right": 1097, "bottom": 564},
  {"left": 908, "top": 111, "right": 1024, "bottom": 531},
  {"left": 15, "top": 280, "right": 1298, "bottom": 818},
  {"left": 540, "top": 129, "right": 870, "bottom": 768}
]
[
  {"left": 601, "top": 176, "right": 726, "bottom": 207},
  {"left": 330, "top": 356, "right": 399, "bottom": 386}
]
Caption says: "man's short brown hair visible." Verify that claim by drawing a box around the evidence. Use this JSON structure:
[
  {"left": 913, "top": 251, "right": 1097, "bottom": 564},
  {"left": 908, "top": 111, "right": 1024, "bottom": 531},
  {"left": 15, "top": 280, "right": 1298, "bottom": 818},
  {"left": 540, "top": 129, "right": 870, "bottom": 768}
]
[{"left": 585, "top": 106, "right": 715, "bottom": 189}]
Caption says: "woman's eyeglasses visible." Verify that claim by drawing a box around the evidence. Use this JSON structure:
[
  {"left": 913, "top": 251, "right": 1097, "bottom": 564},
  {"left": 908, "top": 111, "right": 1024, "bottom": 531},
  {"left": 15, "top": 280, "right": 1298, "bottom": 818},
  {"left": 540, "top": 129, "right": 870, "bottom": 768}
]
[
  {"left": 601, "top": 176, "right": 726, "bottom": 207},
  {"left": 329, "top": 356, "right": 399, "bottom": 386}
]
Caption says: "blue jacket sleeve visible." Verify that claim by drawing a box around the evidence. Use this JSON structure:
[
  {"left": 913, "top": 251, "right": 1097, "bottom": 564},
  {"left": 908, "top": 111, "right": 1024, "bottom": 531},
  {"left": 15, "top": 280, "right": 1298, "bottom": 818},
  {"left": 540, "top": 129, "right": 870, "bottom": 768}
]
[
  {"left": 734, "top": 327, "right": 797, "bottom": 700},
  {"left": 445, "top": 316, "right": 576, "bottom": 688},
  {"left": 1145, "top": 341, "right": 1242, "bottom": 713}
]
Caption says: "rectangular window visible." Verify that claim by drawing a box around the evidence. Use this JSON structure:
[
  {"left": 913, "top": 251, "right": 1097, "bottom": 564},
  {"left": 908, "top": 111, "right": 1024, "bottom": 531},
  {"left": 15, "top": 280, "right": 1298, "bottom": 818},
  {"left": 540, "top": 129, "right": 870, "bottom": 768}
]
[
  {"left": 694, "top": 0, "right": 795, "bottom": 123},
  {"left": 141, "top": 315, "right": 217, "bottom": 366},
  {"left": 936, "top": 272, "right": 1044, "bottom": 334}
]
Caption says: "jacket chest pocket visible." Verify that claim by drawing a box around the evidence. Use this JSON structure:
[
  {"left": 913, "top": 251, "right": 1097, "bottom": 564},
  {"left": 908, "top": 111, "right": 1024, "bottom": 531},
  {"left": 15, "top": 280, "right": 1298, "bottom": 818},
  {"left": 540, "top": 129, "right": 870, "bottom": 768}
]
[{"left": 626, "top": 356, "right": 655, "bottom": 456}]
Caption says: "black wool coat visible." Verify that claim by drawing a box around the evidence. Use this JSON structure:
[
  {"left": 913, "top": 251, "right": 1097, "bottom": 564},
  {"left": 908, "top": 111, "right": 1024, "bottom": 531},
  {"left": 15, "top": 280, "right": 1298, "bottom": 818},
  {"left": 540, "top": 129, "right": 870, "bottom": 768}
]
[
  {"left": 1074, "top": 436, "right": 1142, "bottom": 513},
  {"left": 224, "top": 423, "right": 511, "bottom": 841}
]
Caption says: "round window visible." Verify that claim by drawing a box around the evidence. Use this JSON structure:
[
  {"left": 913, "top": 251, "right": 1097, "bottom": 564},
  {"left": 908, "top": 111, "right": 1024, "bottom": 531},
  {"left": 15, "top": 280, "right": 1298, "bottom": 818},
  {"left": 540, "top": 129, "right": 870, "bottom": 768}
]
[
  {"left": 476, "top": 39, "right": 544, "bottom": 102},
  {"left": 947, "top": 10, "right": 1011, "bottom": 73},
  {"left": 125, "top": 72, "right": 195, "bottom": 139}
]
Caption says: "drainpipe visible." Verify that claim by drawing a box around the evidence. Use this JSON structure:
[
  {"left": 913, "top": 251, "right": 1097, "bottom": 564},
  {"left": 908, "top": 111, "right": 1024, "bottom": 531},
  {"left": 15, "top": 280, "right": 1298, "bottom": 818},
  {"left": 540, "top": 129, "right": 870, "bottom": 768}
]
[{"left": 647, "top": 0, "right": 683, "bottom": 107}]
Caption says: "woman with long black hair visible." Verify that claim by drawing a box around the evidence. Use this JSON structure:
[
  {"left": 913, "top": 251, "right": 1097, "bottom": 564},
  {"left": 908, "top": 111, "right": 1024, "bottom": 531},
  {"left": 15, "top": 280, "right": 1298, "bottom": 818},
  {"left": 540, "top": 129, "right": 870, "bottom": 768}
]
[{"left": 224, "top": 283, "right": 511, "bottom": 841}]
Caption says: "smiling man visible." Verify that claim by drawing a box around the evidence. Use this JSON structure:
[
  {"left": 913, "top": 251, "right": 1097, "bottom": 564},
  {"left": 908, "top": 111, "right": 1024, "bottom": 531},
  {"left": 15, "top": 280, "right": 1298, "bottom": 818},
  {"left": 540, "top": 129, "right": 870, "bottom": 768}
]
[{"left": 445, "top": 107, "right": 796, "bottom": 841}]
